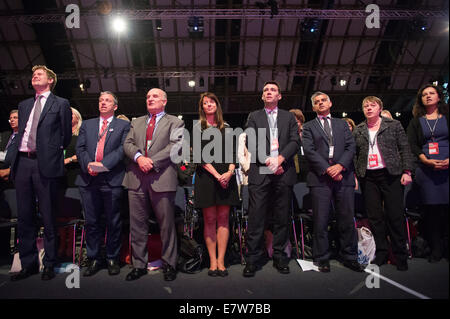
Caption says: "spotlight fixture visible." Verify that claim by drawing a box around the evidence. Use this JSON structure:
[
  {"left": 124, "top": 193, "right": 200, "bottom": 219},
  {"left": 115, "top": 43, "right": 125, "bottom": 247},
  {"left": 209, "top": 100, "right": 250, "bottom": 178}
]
[
  {"left": 395, "top": 112, "right": 401, "bottom": 117},
  {"left": 267, "top": 0, "right": 278, "bottom": 18},
  {"left": 188, "top": 17, "right": 204, "bottom": 39},
  {"left": 112, "top": 17, "right": 127, "bottom": 33},
  {"left": 177, "top": 115, "right": 183, "bottom": 120},
  {"left": 301, "top": 19, "right": 321, "bottom": 34},
  {"left": 156, "top": 20, "right": 162, "bottom": 31},
  {"left": 199, "top": 77, "right": 205, "bottom": 87},
  {"left": 342, "top": 112, "right": 347, "bottom": 117},
  {"left": 188, "top": 80, "right": 196, "bottom": 88},
  {"left": 355, "top": 77, "right": 362, "bottom": 85},
  {"left": 339, "top": 79, "right": 347, "bottom": 86}
]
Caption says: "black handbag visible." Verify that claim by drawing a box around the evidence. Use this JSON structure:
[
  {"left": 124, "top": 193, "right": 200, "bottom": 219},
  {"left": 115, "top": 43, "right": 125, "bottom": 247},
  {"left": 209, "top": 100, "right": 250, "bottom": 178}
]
[{"left": 177, "top": 233, "right": 205, "bottom": 274}]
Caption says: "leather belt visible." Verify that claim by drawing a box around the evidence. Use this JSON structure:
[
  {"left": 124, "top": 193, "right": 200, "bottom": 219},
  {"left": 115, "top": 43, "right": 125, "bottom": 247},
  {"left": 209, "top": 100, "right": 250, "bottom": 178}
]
[{"left": 19, "top": 151, "right": 37, "bottom": 159}]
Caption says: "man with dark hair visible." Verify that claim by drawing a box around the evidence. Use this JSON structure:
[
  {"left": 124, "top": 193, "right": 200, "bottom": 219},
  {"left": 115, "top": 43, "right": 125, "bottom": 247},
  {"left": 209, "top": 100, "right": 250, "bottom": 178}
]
[
  {"left": 243, "top": 81, "right": 300, "bottom": 277},
  {"left": 9, "top": 65, "right": 72, "bottom": 281},
  {"left": 75, "top": 91, "right": 130, "bottom": 277},
  {"left": 302, "top": 91, "right": 362, "bottom": 273},
  {"left": 0, "top": 110, "right": 19, "bottom": 182}
]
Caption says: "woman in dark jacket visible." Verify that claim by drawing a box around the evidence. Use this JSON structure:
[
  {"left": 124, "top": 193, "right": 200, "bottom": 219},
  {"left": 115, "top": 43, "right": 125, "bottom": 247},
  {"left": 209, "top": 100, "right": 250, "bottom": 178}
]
[
  {"left": 354, "top": 96, "right": 414, "bottom": 271},
  {"left": 407, "top": 84, "right": 449, "bottom": 263}
]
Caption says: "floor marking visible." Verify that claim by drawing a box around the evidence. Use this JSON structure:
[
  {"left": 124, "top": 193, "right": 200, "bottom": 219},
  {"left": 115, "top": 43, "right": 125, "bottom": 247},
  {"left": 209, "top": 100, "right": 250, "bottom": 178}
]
[{"left": 364, "top": 268, "right": 431, "bottom": 299}]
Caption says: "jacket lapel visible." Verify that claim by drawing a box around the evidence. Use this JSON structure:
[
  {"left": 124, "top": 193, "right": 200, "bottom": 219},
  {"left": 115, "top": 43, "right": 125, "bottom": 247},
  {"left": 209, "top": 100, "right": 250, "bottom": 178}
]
[
  {"left": 104, "top": 117, "right": 115, "bottom": 147},
  {"left": 38, "top": 93, "right": 54, "bottom": 126},
  {"left": 148, "top": 114, "right": 163, "bottom": 152}
]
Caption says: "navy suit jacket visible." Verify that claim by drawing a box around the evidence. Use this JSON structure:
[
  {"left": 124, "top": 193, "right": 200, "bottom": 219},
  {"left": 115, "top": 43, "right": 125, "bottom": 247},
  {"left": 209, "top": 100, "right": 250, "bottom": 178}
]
[
  {"left": 302, "top": 116, "right": 355, "bottom": 187},
  {"left": 245, "top": 108, "right": 300, "bottom": 186},
  {"left": 11, "top": 93, "right": 72, "bottom": 179},
  {"left": 75, "top": 117, "right": 130, "bottom": 187}
]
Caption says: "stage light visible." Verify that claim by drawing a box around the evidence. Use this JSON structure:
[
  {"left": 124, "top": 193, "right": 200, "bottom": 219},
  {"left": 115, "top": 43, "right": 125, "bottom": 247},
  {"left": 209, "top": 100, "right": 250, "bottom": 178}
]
[
  {"left": 339, "top": 79, "right": 347, "bottom": 86},
  {"left": 199, "top": 77, "right": 205, "bottom": 87},
  {"left": 79, "top": 83, "right": 85, "bottom": 92},
  {"left": 112, "top": 17, "right": 127, "bottom": 33},
  {"left": 156, "top": 20, "right": 162, "bottom": 31},
  {"left": 188, "top": 80, "right": 196, "bottom": 88},
  {"left": 330, "top": 77, "right": 337, "bottom": 86},
  {"left": 177, "top": 115, "right": 183, "bottom": 120},
  {"left": 355, "top": 77, "right": 362, "bottom": 85},
  {"left": 395, "top": 112, "right": 401, "bottom": 117},
  {"left": 433, "top": 80, "right": 439, "bottom": 86},
  {"left": 443, "top": 82, "right": 448, "bottom": 89},
  {"left": 188, "top": 17, "right": 204, "bottom": 39},
  {"left": 342, "top": 112, "right": 347, "bottom": 117}
]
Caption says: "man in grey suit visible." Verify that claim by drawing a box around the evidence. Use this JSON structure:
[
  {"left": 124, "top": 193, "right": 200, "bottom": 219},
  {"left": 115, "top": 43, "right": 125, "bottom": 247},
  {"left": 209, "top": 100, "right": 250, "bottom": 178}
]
[{"left": 123, "top": 88, "right": 184, "bottom": 281}]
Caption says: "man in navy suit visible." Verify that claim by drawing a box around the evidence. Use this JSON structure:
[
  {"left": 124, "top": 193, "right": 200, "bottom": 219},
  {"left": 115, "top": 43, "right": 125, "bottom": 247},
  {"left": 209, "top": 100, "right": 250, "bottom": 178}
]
[
  {"left": 243, "top": 81, "right": 300, "bottom": 277},
  {"left": 302, "top": 91, "right": 363, "bottom": 273},
  {"left": 10, "top": 65, "right": 72, "bottom": 281},
  {"left": 75, "top": 91, "right": 130, "bottom": 277}
]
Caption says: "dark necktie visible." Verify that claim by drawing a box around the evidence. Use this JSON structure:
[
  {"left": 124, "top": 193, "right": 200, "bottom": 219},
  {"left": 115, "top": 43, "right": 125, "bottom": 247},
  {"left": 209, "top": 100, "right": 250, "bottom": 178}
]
[
  {"left": 96, "top": 119, "right": 108, "bottom": 162},
  {"left": 145, "top": 115, "right": 156, "bottom": 157},
  {"left": 27, "top": 95, "right": 42, "bottom": 151},
  {"left": 322, "top": 117, "right": 332, "bottom": 145},
  {"left": 5, "top": 133, "right": 16, "bottom": 151}
]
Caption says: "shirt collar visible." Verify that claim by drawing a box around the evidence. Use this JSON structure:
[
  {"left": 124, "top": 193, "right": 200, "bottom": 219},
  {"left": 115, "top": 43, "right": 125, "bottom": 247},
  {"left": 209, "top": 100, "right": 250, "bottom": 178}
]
[
  {"left": 36, "top": 91, "right": 51, "bottom": 99},
  {"left": 149, "top": 110, "right": 165, "bottom": 119},
  {"left": 318, "top": 114, "right": 331, "bottom": 120},
  {"left": 100, "top": 115, "right": 114, "bottom": 123},
  {"left": 265, "top": 107, "right": 278, "bottom": 115}
]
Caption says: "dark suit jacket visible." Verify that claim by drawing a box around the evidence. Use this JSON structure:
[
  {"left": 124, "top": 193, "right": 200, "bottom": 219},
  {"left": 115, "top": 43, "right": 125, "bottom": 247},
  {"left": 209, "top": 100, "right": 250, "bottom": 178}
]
[
  {"left": 354, "top": 117, "right": 415, "bottom": 178},
  {"left": 0, "top": 131, "right": 18, "bottom": 169},
  {"left": 10, "top": 93, "right": 72, "bottom": 180},
  {"left": 245, "top": 108, "right": 300, "bottom": 186},
  {"left": 75, "top": 117, "right": 130, "bottom": 187},
  {"left": 302, "top": 116, "right": 355, "bottom": 187}
]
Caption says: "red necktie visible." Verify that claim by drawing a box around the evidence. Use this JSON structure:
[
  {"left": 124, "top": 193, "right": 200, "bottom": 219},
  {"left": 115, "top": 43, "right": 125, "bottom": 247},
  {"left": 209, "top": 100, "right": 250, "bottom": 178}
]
[
  {"left": 145, "top": 115, "right": 156, "bottom": 157},
  {"left": 96, "top": 119, "right": 108, "bottom": 162}
]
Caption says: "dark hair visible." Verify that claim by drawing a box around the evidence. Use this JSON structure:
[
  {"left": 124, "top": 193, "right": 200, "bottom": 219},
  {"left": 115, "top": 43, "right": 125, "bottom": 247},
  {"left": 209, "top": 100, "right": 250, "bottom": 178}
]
[
  {"left": 198, "top": 92, "right": 225, "bottom": 131},
  {"left": 263, "top": 81, "right": 281, "bottom": 94},
  {"left": 289, "top": 109, "right": 305, "bottom": 124},
  {"left": 412, "top": 84, "right": 448, "bottom": 118}
]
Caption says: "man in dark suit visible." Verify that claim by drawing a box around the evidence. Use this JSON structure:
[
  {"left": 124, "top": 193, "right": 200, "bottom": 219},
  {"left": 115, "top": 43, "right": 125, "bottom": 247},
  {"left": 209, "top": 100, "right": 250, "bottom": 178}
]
[
  {"left": 9, "top": 65, "right": 72, "bottom": 281},
  {"left": 302, "top": 91, "right": 362, "bottom": 273},
  {"left": 0, "top": 110, "right": 19, "bottom": 220},
  {"left": 0, "top": 110, "right": 19, "bottom": 185},
  {"left": 243, "top": 81, "right": 300, "bottom": 277},
  {"left": 123, "top": 88, "right": 184, "bottom": 282},
  {"left": 75, "top": 91, "right": 130, "bottom": 277}
]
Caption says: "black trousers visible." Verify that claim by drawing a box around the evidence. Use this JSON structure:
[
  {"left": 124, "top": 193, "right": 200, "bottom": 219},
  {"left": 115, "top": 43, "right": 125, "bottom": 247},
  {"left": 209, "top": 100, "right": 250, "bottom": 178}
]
[
  {"left": 246, "top": 175, "right": 292, "bottom": 265},
  {"left": 15, "top": 155, "right": 61, "bottom": 268},
  {"left": 310, "top": 182, "right": 357, "bottom": 262},
  {"left": 360, "top": 169, "right": 408, "bottom": 262}
]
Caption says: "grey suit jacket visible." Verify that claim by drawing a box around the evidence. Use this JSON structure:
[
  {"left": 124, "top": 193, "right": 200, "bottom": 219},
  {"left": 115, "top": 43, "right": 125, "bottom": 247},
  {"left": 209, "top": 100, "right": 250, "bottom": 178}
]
[
  {"left": 353, "top": 117, "right": 415, "bottom": 178},
  {"left": 122, "top": 113, "right": 184, "bottom": 192}
]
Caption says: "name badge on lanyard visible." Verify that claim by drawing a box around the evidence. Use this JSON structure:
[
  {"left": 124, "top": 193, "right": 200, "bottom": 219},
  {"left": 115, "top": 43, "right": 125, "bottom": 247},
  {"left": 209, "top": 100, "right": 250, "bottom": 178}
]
[
  {"left": 368, "top": 154, "right": 379, "bottom": 168},
  {"left": 329, "top": 146, "right": 334, "bottom": 159},
  {"left": 429, "top": 142, "right": 439, "bottom": 155}
]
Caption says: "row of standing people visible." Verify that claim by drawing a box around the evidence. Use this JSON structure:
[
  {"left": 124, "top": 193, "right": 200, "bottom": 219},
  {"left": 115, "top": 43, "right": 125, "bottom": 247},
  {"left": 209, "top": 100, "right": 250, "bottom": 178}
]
[{"left": 4, "top": 64, "right": 448, "bottom": 283}]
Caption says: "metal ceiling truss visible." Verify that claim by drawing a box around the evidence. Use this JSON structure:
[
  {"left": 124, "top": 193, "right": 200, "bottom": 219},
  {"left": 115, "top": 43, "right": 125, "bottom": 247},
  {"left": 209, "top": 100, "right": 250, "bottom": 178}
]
[
  {"left": 0, "top": 9, "right": 447, "bottom": 24},
  {"left": 1, "top": 65, "right": 443, "bottom": 82}
]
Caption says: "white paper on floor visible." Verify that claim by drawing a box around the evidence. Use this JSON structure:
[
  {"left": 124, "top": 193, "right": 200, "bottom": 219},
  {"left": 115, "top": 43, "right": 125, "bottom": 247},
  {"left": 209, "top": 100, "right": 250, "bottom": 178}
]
[{"left": 296, "top": 259, "right": 319, "bottom": 272}]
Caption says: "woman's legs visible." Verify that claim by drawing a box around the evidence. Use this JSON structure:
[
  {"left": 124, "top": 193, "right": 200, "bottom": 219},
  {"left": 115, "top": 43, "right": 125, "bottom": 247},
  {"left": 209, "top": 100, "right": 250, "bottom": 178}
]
[
  {"left": 216, "top": 205, "right": 230, "bottom": 271},
  {"left": 203, "top": 206, "right": 218, "bottom": 270}
]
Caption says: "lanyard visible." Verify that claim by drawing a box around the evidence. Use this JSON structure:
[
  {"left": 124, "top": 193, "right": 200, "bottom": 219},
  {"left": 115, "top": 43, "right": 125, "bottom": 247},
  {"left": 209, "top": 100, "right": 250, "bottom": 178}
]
[
  {"left": 424, "top": 116, "right": 439, "bottom": 141},
  {"left": 97, "top": 121, "right": 111, "bottom": 141},
  {"left": 368, "top": 129, "right": 379, "bottom": 152}
]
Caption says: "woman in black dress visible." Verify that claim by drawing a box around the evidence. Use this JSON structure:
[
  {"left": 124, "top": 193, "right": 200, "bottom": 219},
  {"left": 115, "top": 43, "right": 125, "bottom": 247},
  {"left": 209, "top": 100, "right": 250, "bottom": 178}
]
[
  {"left": 407, "top": 84, "right": 449, "bottom": 262},
  {"left": 194, "top": 92, "right": 240, "bottom": 277}
]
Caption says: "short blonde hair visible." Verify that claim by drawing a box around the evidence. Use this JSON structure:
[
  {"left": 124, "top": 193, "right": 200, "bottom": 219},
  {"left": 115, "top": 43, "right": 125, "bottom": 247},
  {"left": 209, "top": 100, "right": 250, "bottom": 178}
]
[
  {"left": 362, "top": 96, "right": 383, "bottom": 110},
  {"left": 32, "top": 65, "right": 57, "bottom": 90},
  {"left": 71, "top": 107, "right": 83, "bottom": 136}
]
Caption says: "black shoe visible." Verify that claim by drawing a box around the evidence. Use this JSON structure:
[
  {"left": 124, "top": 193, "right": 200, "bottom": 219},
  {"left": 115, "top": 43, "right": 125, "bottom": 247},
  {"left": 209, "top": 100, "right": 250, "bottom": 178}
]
[
  {"left": 125, "top": 268, "right": 147, "bottom": 281},
  {"left": 41, "top": 266, "right": 55, "bottom": 281},
  {"left": 208, "top": 269, "right": 218, "bottom": 277},
  {"left": 372, "top": 255, "right": 388, "bottom": 266},
  {"left": 163, "top": 264, "right": 177, "bottom": 281},
  {"left": 396, "top": 259, "right": 408, "bottom": 271},
  {"left": 217, "top": 269, "right": 229, "bottom": 277},
  {"left": 273, "top": 260, "right": 290, "bottom": 274},
  {"left": 10, "top": 266, "right": 39, "bottom": 281},
  {"left": 243, "top": 264, "right": 256, "bottom": 277},
  {"left": 107, "top": 260, "right": 120, "bottom": 276},
  {"left": 83, "top": 260, "right": 104, "bottom": 277},
  {"left": 342, "top": 260, "right": 365, "bottom": 272},
  {"left": 318, "top": 260, "right": 330, "bottom": 273}
]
